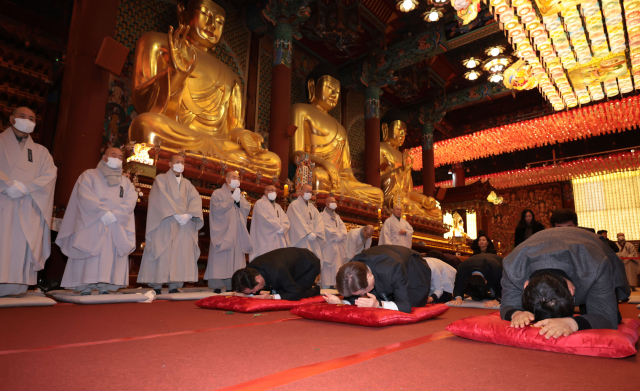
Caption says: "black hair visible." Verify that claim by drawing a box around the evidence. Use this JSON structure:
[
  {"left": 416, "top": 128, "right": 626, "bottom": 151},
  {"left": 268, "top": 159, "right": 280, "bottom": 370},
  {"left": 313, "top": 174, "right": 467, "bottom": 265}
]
[
  {"left": 596, "top": 230, "right": 607, "bottom": 235},
  {"left": 516, "top": 209, "right": 538, "bottom": 229},
  {"left": 471, "top": 234, "right": 497, "bottom": 255},
  {"left": 550, "top": 208, "right": 578, "bottom": 227},
  {"left": 463, "top": 275, "right": 490, "bottom": 301},
  {"left": 231, "top": 267, "right": 260, "bottom": 293},
  {"left": 522, "top": 272, "right": 574, "bottom": 322},
  {"left": 426, "top": 250, "right": 445, "bottom": 261}
]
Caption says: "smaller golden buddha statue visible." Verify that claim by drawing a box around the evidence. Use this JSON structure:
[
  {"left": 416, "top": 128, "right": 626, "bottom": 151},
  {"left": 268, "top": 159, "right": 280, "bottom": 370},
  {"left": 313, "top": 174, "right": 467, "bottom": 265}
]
[
  {"left": 290, "top": 65, "right": 384, "bottom": 205},
  {"left": 128, "top": 0, "right": 281, "bottom": 177},
  {"left": 380, "top": 120, "right": 441, "bottom": 220}
]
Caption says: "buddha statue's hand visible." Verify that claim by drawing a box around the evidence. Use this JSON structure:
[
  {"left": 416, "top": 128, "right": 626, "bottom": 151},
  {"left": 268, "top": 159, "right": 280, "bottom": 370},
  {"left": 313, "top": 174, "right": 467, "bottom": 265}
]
[
  {"left": 238, "top": 130, "right": 266, "bottom": 156},
  {"left": 168, "top": 24, "right": 197, "bottom": 79},
  {"left": 327, "top": 165, "right": 340, "bottom": 189}
]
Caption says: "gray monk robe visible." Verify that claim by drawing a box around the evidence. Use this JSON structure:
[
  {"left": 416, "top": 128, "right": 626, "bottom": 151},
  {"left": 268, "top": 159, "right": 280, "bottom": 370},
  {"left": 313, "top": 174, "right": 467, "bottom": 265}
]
[
  {"left": 205, "top": 185, "right": 252, "bottom": 290},
  {"left": 0, "top": 128, "right": 57, "bottom": 296},
  {"left": 286, "top": 196, "right": 325, "bottom": 260},
  {"left": 137, "top": 173, "right": 203, "bottom": 290},
  {"left": 249, "top": 195, "right": 290, "bottom": 261},
  {"left": 57, "top": 162, "right": 137, "bottom": 293}
]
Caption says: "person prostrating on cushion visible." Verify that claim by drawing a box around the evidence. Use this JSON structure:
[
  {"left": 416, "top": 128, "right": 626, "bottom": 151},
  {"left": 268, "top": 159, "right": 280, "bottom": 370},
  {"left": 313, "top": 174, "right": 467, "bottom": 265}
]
[
  {"left": 324, "top": 245, "right": 431, "bottom": 313},
  {"left": 501, "top": 228, "right": 630, "bottom": 339},
  {"left": 449, "top": 253, "right": 503, "bottom": 308},
  {"left": 231, "top": 247, "right": 321, "bottom": 301}
]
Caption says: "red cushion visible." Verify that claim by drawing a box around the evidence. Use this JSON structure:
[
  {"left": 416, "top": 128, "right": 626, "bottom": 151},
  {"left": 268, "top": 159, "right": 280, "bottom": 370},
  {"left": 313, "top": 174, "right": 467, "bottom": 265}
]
[
  {"left": 445, "top": 312, "right": 640, "bottom": 358},
  {"left": 195, "top": 295, "right": 325, "bottom": 313},
  {"left": 289, "top": 303, "right": 450, "bottom": 327}
]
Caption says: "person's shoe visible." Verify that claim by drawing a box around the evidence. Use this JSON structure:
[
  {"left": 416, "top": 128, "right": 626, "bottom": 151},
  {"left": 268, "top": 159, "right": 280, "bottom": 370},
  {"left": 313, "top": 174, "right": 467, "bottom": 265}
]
[
  {"left": 632, "top": 287, "right": 637, "bottom": 291},
  {"left": 213, "top": 289, "right": 222, "bottom": 294},
  {"left": 153, "top": 289, "right": 162, "bottom": 295},
  {"left": 168, "top": 289, "right": 180, "bottom": 294},
  {"left": 80, "top": 291, "right": 91, "bottom": 296},
  {"left": 100, "top": 291, "right": 110, "bottom": 295}
]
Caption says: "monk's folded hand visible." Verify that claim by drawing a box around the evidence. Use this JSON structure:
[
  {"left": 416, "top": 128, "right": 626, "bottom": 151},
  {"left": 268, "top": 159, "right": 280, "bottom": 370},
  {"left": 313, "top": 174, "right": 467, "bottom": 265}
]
[
  {"left": 355, "top": 293, "right": 379, "bottom": 308},
  {"left": 231, "top": 188, "right": 242, "bottom": 202},
  {"left": 399, "top": 229, "right": 407, "bottom": 235},
  {"left": 323, "top": 293, "right": 342, "bottom": 304},
  {"left": 100, "top": 212, "right": 117, "bottom": 226},
  {"left": 277, "top": 229, "right": 284, "bottom": 235},
  {"left": 510, "top": 311, "right": 535, "bottom": 328},
  {"left": 13, "top": 181, "right": 28, "bottom": 195},
  {"left": 308, "top": 233, "right": 317, "bottom": 241},
  {"left": 5, "top": 184, "right": 24, "bottom": 199},
  {"left": 448, "top": 297, "right": 464, "bottom": 306},
  {"left": 483, "top": 300, "right": 500, "bottom": 308},
  {"left": 534, "top": 317, "right": 578, "bottom": 339}
]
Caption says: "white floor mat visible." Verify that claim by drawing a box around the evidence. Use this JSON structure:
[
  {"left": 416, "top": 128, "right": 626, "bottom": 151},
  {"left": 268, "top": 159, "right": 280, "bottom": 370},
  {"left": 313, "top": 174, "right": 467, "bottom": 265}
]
[
  {"left": 49, "top": 290, "right": 155, "bottom": 304},
  {"left": 0, "top": 291, "right": 56, "bottom": 308},
  {"left": 446, "top": 298, "right": 500, "bottom": 309}
]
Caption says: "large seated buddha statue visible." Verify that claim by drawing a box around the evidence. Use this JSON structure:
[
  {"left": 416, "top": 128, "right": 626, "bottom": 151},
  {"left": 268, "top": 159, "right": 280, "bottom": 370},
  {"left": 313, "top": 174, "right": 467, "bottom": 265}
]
[
  {"left": 290, "top": 64, "right": 384, "bottom": 205},
  {"left": 128, "top": 0, "right": 281, "bottom": 177},
  {"left": 380, "top": 119, "right": 441, "bottom": 220}
]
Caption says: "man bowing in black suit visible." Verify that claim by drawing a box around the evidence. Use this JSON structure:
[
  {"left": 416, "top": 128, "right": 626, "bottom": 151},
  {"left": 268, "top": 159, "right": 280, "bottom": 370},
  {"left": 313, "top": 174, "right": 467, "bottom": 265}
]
[
  {"left": 324, "top": 245, "right": 432, "bottom": 313},
  {"left": 231, "top": 247, "right": 321, "bottom": 301}
]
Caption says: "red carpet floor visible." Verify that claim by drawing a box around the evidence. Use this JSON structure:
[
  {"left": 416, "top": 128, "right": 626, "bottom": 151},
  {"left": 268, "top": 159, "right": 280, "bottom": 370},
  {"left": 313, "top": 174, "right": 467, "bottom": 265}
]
[{"left": 0, "top": 300, "right": 638, "bottom": 391}]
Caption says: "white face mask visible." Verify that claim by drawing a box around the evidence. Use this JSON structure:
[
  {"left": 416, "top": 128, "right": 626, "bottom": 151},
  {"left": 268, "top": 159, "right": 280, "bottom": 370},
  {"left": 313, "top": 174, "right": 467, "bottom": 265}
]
[
  {"left": 328, "top": 202, "right": 337, "bottom": 210},
  {"left": 13, "top": 118, "right": 36, "bottom": 133},
  {"left": 106, "top": 157, "right": 122, "bottom": 169},
  {"left": 172, "top": 163, "right": 184, "bottom": 173},
  {"left": 229, "top": 179, "right": 240, "bottom": 189},
  {"left": 267, "top": 192, "right": 277, "bottom": 201},
  {"left": 303, "top": 192, "right": 312, "bottom": 201}
]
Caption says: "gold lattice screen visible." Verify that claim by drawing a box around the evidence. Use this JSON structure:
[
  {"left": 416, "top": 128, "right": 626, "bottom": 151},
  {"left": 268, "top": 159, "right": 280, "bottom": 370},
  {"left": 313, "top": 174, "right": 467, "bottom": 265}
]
[{"left": 573, "top": 170, "right": 640, "bottom": 240}]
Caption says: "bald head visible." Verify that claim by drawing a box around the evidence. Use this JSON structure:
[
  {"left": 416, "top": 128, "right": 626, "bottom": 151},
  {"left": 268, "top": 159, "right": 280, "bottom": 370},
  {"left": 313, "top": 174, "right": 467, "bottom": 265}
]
[
  {"left": 170, "top": 155, "right": 185, "bottom": 164},
  {"left": 264, "top": 185, "right": 276, "bottom": 194},
  {"left": 393, "top": 204, "right": 402, "bottom": 218},
  {"left": 302, "top": 184, "right": 312, "bottom": 194},
  {"left": 362, "top": 225, "right": 374, "bottom": 239},
  {"left": 10, "top": 106, "right": 36, "bottom": 136},
  {"left": 326, "top": 196, "right": 336, "bottom": 204},
  {"left": 103, "top": 148, "right": 124, "bottom": 162},
  {"left": 225, "top": 170, "right": 240, "bottom": 188}
]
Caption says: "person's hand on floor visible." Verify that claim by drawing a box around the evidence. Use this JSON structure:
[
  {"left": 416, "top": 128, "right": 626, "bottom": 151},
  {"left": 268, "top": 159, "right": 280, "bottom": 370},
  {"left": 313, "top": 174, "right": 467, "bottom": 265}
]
[
  {"left": 233, "top": 292, "right": 246, "bottom": 297},
  {"left": 510, "top": 311, "right": 535, "bottom": 328},
  {"left": 534, "top": 317, "right": 578, "bottom": 339},
  {"left": 449, "top": 297, "right": 464, "bottom": 306},
  {"left": 252, "top": 292, "right": 273, "bottom": 299},
  {"left": 323, "top": 293, "right": 342, "bottom": 304},
  {"left": 427, "top": 296, "right": 434, "bottom": 303},
  {"left": 355, "top": 293, "right": 379, "bottom": 308},
  {"left": 483, "top": 300, "right": 500, "bottom": 308}
]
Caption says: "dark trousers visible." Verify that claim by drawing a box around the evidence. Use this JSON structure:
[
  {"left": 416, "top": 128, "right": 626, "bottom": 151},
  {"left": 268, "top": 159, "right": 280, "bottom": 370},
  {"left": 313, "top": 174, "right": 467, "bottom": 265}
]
[{"left": 435, "top": 291, "right": 453, "bottom": 303}]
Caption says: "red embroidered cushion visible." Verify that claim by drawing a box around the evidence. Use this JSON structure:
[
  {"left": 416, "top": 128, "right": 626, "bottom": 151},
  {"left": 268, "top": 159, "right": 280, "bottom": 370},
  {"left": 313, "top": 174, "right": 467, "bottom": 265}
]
[
  {"left": 445, "top": 312, "right": 640, "bottom": 358},
  {"left": 289, "top": 303, "right": 450, "bottom": 327},
  {"left": 195, "top": 295, "right": 325, "bottom": 312}
]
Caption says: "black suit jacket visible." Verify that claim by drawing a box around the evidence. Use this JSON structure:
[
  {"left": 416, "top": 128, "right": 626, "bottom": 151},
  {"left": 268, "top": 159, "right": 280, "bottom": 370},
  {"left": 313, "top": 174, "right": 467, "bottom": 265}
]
[
  {"left": 248, "top": 248, "right": 320, "bottom": 301},
  {"left": 345, "top": 245, "right": 431, "bottom": 313},
  {"left": 452, "top": 253, "right": 504, "bottom": 299},
  {"left": 514, "top": 221, "right": 545, "bottom": 247},
  {"left": 501, "top": 228, "right": 631, "bottom": 330}
]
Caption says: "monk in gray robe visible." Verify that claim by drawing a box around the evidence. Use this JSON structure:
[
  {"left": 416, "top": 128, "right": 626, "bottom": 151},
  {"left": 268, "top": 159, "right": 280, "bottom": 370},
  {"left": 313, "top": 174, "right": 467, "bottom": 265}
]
[
  {"left": 319, "top": 196, "right": 347, "bottom": 288},
  {"left": 0, "top": 107, "right": 57, "bottom": 296},
  {"left": 379, "top": 204, "right": 414, "bottom": 248},
  {"left": 249, "top": 185, "right": 290, "bottom": 261},
  {"left": 205, "top": 170, "right": 252, "bottom": 291},
  {"left": 137, "top": 155, "right": 204, "bottom": 294},
  {"left": 57, "top": 148, "right": 138, "bottom": 295},
  {"left": 286, "top": 184, "right": 325, "bottom": 260}
]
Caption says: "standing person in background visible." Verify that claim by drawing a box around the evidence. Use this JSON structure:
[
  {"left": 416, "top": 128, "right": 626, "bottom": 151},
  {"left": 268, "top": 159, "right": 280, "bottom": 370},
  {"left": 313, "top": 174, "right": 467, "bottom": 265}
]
[
  {"left": 249, "top": 185, "right": 289, "bottom": 261},
  {"left": 319, "top": 196, "right": 347, "bottom": 288},
  {"left": 379, "top": 204, "right": 413, "bottom": 248},
  {"left": 597, "top": 230, "right": 619, "bottom": 253},
  {"left": 514, "top": 209, "right": 545, "bottom": 248},
  {"left": 616, "top": 232, "right": 639, "bottom": 291}
]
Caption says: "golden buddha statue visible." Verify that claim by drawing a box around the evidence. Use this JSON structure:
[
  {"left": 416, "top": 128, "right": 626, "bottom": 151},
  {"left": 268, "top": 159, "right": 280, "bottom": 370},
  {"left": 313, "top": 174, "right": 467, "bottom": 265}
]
[
  {"left": 380, "top": 120, "right": 441, "bottom": 220},
  {"left": 290, "top": 66, "right": 384, "bottom": 205},
  {"left": 128, "top": 0, "right": 281, "bottom": 177}
]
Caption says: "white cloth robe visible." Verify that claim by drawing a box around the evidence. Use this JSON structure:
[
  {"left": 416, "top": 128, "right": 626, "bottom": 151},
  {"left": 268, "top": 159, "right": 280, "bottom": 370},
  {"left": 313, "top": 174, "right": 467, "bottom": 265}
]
[
  {"left": 345, "top": 226, "right": 372, "bottom": 261},
  {"left": 57, "top": 168, "right": 137, "bottom": 289},
  {"left": 319, "top": 209, "right": 347, "bottom": 286},
  {"left": 0, "top": 128, "right": 56, "bottom": 289},
  {"left": 249, "top": 195, "right": 290, "bottom": 261},
  {"left": 286, "top": 196, "right": 325, "bottom": 260},
  {"left": 379, "top": 215, "right": 414, "bottom": 248},
  {"left": 423, "top": 257, "right": 457, "bottom": 299},
  {"left": 137, "top": 172, "right": 204, "bottom": 285},
  {"left": 204, "top": 185, "right": 252, "bottom": 280},
  {"left": 617, "top": 241, "right": 640, "bottom": 286}
]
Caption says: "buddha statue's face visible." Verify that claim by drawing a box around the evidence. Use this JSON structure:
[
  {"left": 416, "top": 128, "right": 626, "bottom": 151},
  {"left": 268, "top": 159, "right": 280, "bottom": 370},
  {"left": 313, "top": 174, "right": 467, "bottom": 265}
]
[
  {"left": 387, "top": 120, "right": 406, "bottom": 147},
  {"left": 179, "top": 0, "right": 226, "bottom": 49},
  {"left": 308, "top": 75, "right": 340, "bottom": 112}
]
